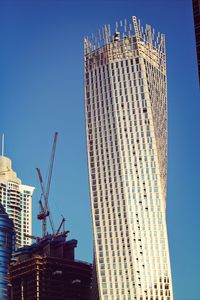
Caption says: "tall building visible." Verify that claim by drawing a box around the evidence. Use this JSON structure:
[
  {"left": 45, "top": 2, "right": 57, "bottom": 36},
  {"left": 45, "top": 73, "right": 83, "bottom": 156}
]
[
  {"left": 0, "top": 203, "right": 14, "bottom": 300},
  {"left": 9, "top": 233, "right": 92, "bottom": 300},
  {"left": 0, "top": 135, "right": 34, "bottom": 247},
  {"left": 192, "top": 0, "right": 200, "bottom": 84},
  {"left": 84, "top": 17, "right": 173, "bottom": 299}
]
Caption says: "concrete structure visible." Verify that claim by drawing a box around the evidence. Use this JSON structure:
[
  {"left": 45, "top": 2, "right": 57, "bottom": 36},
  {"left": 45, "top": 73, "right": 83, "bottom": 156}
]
[
  {"left": 9, "top": 234, "right": 92, "bottom": 300},
  {"left": 0, "top": 203, "right": 14, "bottom": 300},
  {"left": 192, "top": 0, "right": 200, "bottom": 84},
  {"left": 0, "top": 135, "right": 34, "bottom": 247},
  {"left": 84, "top": 16, "right": 173, "bottom": 299}
]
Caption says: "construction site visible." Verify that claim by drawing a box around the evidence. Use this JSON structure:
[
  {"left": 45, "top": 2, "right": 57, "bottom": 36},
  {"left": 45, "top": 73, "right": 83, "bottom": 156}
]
[
  {"left": 9, "top": 132, "right": 92, "bottom": 300},
  {"left": 9, "top": 234, "right": 92, "bottom": 300}
]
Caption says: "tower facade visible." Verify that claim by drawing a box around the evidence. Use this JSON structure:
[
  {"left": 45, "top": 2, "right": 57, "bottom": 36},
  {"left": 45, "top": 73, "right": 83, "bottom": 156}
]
[
  {"left": 192, "top": 0, "right": 200, "bottom": 84},
  {"left": 0, "top": 203, "right": 14, "bottom": 300},
  {"left": 84, "top": 17, "right": 173, "bottom": 299},
  {"left": 0, "top": 137, "right": 34, "bottom": 247}
]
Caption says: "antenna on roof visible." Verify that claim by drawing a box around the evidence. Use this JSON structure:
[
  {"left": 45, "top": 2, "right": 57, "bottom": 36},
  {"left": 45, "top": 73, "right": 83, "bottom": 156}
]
[
  {"left": 124, "top": 19, "right": 127, "bottom": 33},
  {"left": 1, "top": 133, "right": 4, "bottom": 156},
  {"left": 115, "top": 21, "right": 118, "bottom": 32}
]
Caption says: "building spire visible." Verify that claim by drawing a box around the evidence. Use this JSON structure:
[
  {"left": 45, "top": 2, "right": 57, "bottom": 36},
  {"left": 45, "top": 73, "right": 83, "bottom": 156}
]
[{"left": 1, "top": 133, "right": 4, "bottom": 157}]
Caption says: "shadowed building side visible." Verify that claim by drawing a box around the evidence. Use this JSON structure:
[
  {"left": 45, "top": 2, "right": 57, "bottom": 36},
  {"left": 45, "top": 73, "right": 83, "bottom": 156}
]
[
  {"left": 192, "top": 0, "right": 200, "bottom": 84},
  {"left": 0, "top": 204, "right": 14, "bottom": 300},
  {"left": 9, "top": 234, "right": 92, "bottom": 300}
]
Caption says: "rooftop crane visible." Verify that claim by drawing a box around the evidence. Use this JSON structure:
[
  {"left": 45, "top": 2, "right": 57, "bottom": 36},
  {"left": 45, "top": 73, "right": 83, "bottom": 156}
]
[
  {"left": 25, "top": 132, "right": 69, "bottom": 244},
  {"left": 37, "top": 132, "right": 58, "bottom": 238}
]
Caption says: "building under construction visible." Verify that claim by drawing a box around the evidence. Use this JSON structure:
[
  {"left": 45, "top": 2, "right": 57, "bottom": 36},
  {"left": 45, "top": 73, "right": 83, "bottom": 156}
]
[
  {"left": 9, "top": 233, "right": 92, "bottom": 300},
  {"left": 8, "top": 133, "right": 92, "bottom": 299}
]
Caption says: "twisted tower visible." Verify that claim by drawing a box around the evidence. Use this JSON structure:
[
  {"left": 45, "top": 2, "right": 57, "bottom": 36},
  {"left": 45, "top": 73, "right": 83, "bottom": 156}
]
[{"left": 85, "top": 16, "right": 173, "bottom": 300}]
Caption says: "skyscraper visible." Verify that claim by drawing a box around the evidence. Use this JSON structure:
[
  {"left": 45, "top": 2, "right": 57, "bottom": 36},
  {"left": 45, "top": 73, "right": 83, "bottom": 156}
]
[
  {"left": 0, "top": 135, "right": 34, "bottom": 247},
  {"left": 0, "top": 203, "right": 14, "bottom": 300},
  {"left": 192, "top": 0, "right": 200, "bottom": 84},
  {"left": 84, "top": 17, "right": 173, "bottom": 299}
]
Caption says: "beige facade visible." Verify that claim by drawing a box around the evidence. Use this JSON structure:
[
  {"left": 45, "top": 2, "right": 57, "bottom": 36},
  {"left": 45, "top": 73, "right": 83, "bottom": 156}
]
[
  {"left": 85, "top": 17, "right": 173, "bottom": 300},
  {"left": 0, "top": 155, "right": 34, "bottom": 247}
]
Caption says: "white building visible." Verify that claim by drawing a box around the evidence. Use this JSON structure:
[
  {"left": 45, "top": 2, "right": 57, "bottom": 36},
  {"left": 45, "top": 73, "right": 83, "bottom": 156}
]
[
  {"left": 0, "top": 137, "right": 34, "bottom": 247},
  {"left": 84, "top": 17, "right": 173, "bottom": 300}
]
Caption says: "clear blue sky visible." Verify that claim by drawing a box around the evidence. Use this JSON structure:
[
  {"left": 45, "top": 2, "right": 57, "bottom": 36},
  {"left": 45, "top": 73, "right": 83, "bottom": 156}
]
[{"left": 0, "top": 1, "right": 199, "bottom": 299}]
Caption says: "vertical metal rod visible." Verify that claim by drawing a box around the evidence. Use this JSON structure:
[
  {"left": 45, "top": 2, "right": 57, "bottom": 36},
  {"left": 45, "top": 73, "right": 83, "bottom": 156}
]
[{"left": 1, "top": 133, "right": 4, "bottom": 156}]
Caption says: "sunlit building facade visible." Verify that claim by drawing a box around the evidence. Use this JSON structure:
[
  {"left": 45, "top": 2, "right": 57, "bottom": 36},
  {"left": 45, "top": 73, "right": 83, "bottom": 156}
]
[
  {"left": 84, "top": 17, "right": 173, "bottom": 300},
  {"left": 0, "top": 142, "right": 34, "bottom": 247}
]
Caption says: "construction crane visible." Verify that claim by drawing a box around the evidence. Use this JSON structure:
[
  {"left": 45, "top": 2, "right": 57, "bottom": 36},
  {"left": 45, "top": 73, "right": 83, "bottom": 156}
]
[
  {"left": 37, "top": 132, "right": 58, "bottom": 238},
  {"left": 25, "top": 132, "right": 69, "bottom": 244},
  {"left": 55, "top": 216, "right": 69, "bottom": 237},
  {"left": 25, "top": 233, "right": 41, "bottom": 243}
]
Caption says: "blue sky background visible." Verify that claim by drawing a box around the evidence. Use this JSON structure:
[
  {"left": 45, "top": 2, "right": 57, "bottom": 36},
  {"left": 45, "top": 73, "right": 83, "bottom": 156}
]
[{"left": 0, "top": 1, "right": 199, "bottom": 299}]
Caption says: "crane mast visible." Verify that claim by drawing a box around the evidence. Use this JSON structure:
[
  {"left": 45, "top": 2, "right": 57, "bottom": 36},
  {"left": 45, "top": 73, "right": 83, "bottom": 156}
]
[
  {"left": 37, "top": 132, "right": 58, "bottom": 238},
  {"left": 25, "top": 131, "right": 69, "bottom": 244}
]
